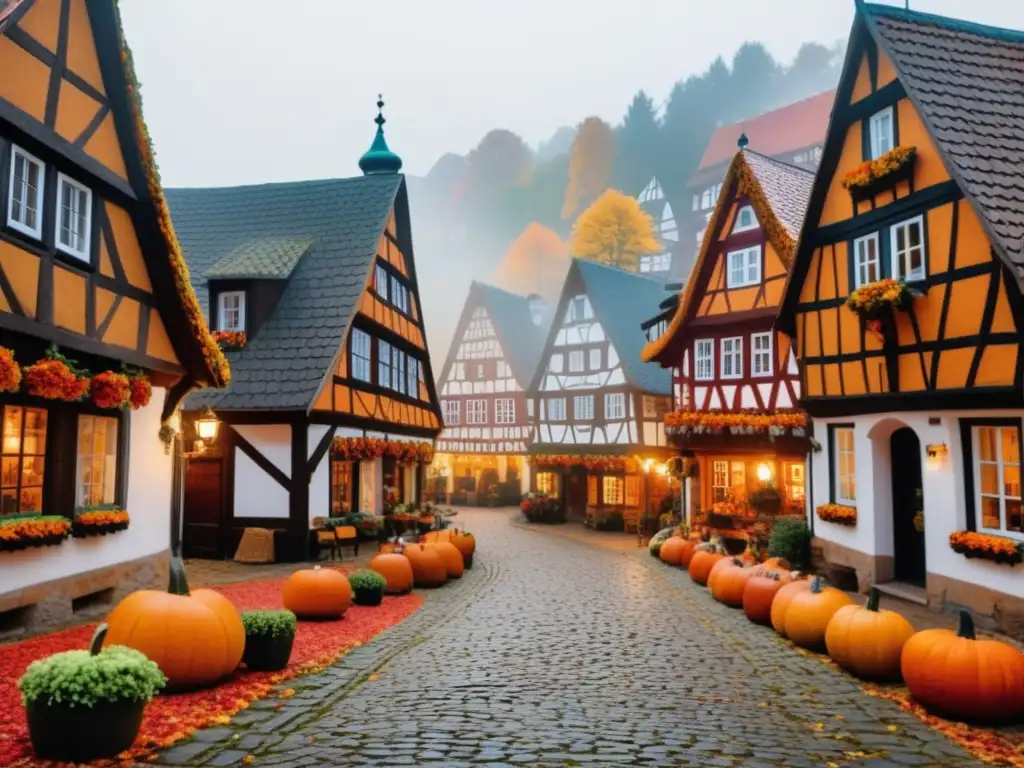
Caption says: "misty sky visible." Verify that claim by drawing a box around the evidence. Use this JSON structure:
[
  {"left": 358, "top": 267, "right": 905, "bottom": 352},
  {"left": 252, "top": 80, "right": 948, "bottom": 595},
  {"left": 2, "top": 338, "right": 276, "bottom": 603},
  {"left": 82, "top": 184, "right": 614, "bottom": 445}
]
[{"left": 119, "top": 0, "right": 1024, "bottom": 187}]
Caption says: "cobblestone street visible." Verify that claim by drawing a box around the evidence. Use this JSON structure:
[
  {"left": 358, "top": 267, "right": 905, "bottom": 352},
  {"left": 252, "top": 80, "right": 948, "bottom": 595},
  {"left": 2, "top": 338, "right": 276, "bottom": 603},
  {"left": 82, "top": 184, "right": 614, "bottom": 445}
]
[{"left": 158, "top": 509, "right": 985, "bottom": 767}]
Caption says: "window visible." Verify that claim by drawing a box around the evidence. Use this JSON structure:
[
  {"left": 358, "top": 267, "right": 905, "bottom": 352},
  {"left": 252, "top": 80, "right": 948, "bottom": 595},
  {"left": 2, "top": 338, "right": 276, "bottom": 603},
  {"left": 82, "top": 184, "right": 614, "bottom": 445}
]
[
  {"left": 7, "top": 145, "right": 44, "bottom": 239},
  {"left": 727, "top": 246, "right": 761, "bottom": 288},
  {"left": 692, "top": 194, "right": 699, "bottom": 211},
  {"left": 329, "top": 459, "right": 354, "bottom": 515},
  {"left": 701, "top": 188, "right": 712, "bottom": 209},
  {"left": 974, "top": 425, "right": 1022, "bottom": 536},
  {"left": 390, "top": 276, "right": 409, "bottom": 313},
  {"left": 711, "top": 459, "right": 746, "bottom": 502},
  {"left": 407, "top": 358, "right": 418, "bottom": 398},
  {"left": 351, "top": 329, "right": 372, "bottom": 383},
  {"left": 588, "top": 475, "right": 598, "bottom": 505},
  {"left": 378, "top": 340, "right": 392, "bottom": 389},
  {"left": 854, "top": 232, "right": 881, "bottom": 288},
  {"left": 495, "top": 398, "right": 515, "bottom": 424},
  {"left": 568, "top": 296, "right": 586, "bottom": 322},
  {"left": 392, "top": 348, "right": 406, "bottom": 395},
  {"left": 832, "top": 426, "right": 856, "bottom": 506},
  {"left": 55, "top": 173, "right": 92, "bottom": 262},
  {"left": 76, "top": 415, "right": 118, "bottom": 507},
  {"left": 549, "top": 354, "right": 564, "bottom": 374},
  {"left": 568, "top": 350, "right": 584, "bottom": 372},
  {"left": 752, "top": 332, "right": 772, "bottom": 377},
  {"left": 733, "top": 205, "right": 757, "bottom": 233},
  {"left": 217, "top": 291, "right": 246, "bottom": 332},
  {"left": 868, "top": 106, "right": 894, "bottom": 160},
  {"left": 547, "top": 397, "right": 566, "bottom": 421},
  {"left": 695, "top": 339, "right": 714, "bottom": 381},
  {"left": 712, "top": 460, "right": 729, "bottom": 502},
  {"left": 574, "top": 395, "right": 594, "bottom": 421},
  {"left": 589, "top": 348, "right": 602, "bottom": 370},
  {"left": 625, "top": 476, "right": 641, "bottom": 507},
  {"left": 721, "top": 337, "right": 742, "bottom": 379},
  {"left": 375, "top": 265, "right": 389, "bottom": 301},
  {"left": 537, "top": 472, "right": 558, "bottom": 496},
  {"left": 891, "top": 216, "right": 926, "bottom": 282},
  {"left": 467, "top": 399, "right": 488, "bottom": 425},
  {"left": 605, "top": 392, "right": 625, "bottom": 420},
  {"left": 1, "top": 406, "right": 46, "bottom": 515},
  {"left": 497, "top": 360, "right": 508, "bottom": 379},
  {"left": 441, "top": 399, "right": 460, "bottom": 425},
  {"left": 476, "top": 364, "right": 485, "bottom": 379},
  {"left": 602, "top": 476, "right": 624, "bottom": 505}
]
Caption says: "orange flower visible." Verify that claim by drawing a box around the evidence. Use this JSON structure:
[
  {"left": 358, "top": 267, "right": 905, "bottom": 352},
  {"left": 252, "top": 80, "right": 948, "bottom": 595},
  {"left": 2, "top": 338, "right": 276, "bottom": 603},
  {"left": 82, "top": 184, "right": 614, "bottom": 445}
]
[
  {"left": 949, "top": 530, "right": 1022, "bottom": 562},
  {"left": 130, "top": 374, "right": 153, "bottom": 409},
  {"left": 816, "top": 503, "right": 857, "bottom": 526},
  {"left": 840, "top": 145, "right": 916, "bottom": 190},
  {"left": 212, "top": 330, "right": 247, "bottom": 350},
  {"left": 22, "top": 358, "right": 89, "bottom": 402},
  {"left": 90, "top": 370, "right": 131, "bottom": 409},
  {"left": 0, "top": 346, "right": 20, "bottom": 393},
  {"left": 664, "top": 409, "right": 806, "bottom": 432}
]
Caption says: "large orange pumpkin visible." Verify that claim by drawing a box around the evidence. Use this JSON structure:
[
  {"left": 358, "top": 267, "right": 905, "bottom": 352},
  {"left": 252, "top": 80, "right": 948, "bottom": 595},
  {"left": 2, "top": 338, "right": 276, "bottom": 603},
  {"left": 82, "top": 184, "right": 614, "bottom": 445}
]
[
  {"left": 901, "top": 611, "right": 1024, "bottom": 720},
  {"left": 658, "top": 536, "right": 687, "bottom": 566},
  {"left": 403, "top": 543, "right": 447, "bottom": 587},
  {"left": 429, "top": 541, "right": 464, "bottom": 578},
  {"left": 449, "top": 531, "right": 476, "bottom": 568},
  {"left": 105, "top": 557, "right": 245, "bottom": 690},
  {"left": 282, "top": 565, "right": 352, "bottom": 619},
  {"left": 771, "top": 578, "right": 811, "bottom": 636},
  {"left": 784, "top": 577, "right": 853, "bottom": 649},
  {"left": 688, "top": 550, "right": 724, "bottom": 586},
  {"left": 711, "top": 563, "right": 752, "bottom": 607},
  {"left": 706, "top": 556, "right": 743, "bottom": 592},
  {"left": 761, "top": 557, "right": 791, "bottom": 570},
  {"left": 825, "top": 587, "right": 914, "bottom": 680},
  {"left": 679, "top": 539, "right": 699, "bottom": 568},
  {"left": 743, "top": 572, "right": 786, "bottom": 624},
  {"left": 369, "top": 553, "right": 414, "bottom": 594}
]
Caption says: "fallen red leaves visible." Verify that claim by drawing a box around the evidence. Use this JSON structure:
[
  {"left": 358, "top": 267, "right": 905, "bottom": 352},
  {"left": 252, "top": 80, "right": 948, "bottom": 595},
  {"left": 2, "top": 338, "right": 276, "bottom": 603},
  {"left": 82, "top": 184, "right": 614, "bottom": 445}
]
[{"left": 0, "top": 575, "right": 422, "bottom": 766}]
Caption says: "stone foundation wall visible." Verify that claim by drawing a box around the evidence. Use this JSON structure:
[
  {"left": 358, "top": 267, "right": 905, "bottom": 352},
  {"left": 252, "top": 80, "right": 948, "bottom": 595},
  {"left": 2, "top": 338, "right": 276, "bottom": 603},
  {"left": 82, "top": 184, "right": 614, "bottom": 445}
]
[
  {"left": 811, "top": 536, "right": 893, "bottom": 593},
  {"left": 927, "top": 572, "right": 1024, "bottom": 637},
  {"left": 0, "top": 550, "right": 169, "bottom": 642}
]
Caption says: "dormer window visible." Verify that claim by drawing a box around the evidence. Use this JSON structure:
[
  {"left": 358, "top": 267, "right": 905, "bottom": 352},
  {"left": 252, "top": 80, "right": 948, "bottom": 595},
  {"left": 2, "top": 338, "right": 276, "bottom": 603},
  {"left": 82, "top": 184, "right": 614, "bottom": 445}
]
[
  {"left": 217, "top": 291, "right": 246, "bottom": 332},
  {"left": 55, "top": 173, "right": 92, "bottom": 263},
  {"left": 733, "top": 205, "right": 757, "bottom": 233},
  {"left": 375, "top": 264, "right": 389, "bottom": 301},
  {"left": 869, "top": 107, "right": 894, "bottom": 160},
  {"left": 7, "top": 145, "right": 44, "bottom": 240},
  {"left": 726, "top": 245, "right": 761, "bottom": 288}
]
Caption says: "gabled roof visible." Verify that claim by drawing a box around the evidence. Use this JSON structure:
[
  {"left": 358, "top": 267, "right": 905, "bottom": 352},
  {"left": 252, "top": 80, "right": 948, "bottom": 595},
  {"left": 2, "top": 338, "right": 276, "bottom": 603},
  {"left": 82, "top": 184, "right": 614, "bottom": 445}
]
[
  {"left": 167, "top": 174, "right": 405, "bottom": 410},
  {"left": 643, "top": 150, "right": 814, "bottom": 364},
  {"left": 474, "top": 282, "right": 552, "bottom": 386},
  {"left": 205, "top": 236, "right": 315, "bottom": 281}
]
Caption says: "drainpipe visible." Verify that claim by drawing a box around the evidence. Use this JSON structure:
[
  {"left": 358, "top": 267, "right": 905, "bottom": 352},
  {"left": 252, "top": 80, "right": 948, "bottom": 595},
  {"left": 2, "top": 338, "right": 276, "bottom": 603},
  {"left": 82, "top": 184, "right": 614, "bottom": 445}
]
[{"left": 807, "top": 433, "right": 815, "bottom": 538}]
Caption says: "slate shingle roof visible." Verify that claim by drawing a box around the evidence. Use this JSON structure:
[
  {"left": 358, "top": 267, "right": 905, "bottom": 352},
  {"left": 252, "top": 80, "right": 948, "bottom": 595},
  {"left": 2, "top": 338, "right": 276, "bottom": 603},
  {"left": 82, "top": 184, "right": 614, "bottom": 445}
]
[
  {"left": 864, "top": 3, "right": 1024, "bottom": 276},
  {"left": 474, "top": 282, "right": 551, "bottom": 387},
  {"left": 166, "top": 175, "right": 403, "bottom": 410},
  {"left": 744, "top": 151, "right": 814, "bottom": 244},
  {"left": 205, "top": 236, "right": 315, "bottom": 280}
]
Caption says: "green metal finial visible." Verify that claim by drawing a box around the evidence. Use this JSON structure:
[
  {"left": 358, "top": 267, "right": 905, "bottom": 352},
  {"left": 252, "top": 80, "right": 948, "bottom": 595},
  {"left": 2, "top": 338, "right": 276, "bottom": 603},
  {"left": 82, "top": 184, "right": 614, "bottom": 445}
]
[
  {"left": 738, "top": 131, "right": 749, "bottom": 150},
  {"left": 359, "top": 93, "right": 403, "bottom": 176},
  {"left": 375, "top": 94, "right": 385, "bottom": 128}
]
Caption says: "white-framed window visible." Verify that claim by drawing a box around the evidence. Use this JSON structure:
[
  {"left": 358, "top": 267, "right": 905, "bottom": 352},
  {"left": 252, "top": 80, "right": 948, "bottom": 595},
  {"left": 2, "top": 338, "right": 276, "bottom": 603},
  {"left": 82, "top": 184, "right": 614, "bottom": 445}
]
[
  {"left": 605, "top": 392, "right": 625, "bottom": 420},
  {"left": 721, "top": 336, "right": 743, "bottom": 379},
  {"left": 733, "top": 205, "right": 757, "bottom": 233},
  {"left": 55, "top": 173, "right": 92, "bottom": 262},
  {"left": 589, "top": 348, "right": 601, "bottom": 370},
  {"left": 854, "top": 232, "right": 881, "bottom": 288},
  {"left": 546, "top": 397, "right": 566, "bottom": 421},
  {"left": 467, "top": 399, "right": 488, "bottom": 424},
  {"left": 378, "top": 339, "right": 392, "bottom": 389},
  {"left": 7, "top": 145, "right": 44, "bottom": 240},
  {"left": 726, "top": 246, "right": 761, "bottom": 288},
  {"left": 692, "top": 194, "right": 699, "bottom": 211},
  {"left": 392, "top": 348, "right": 406, "bottom": 394},
  {"left": 712, "top": 460, "right": 730, "bottom": 502},
  {"left": 568, "top": 296, "right": 586, "bottom": 322},
  {"left": 390, "top": 276, "right": 409, "bottom": 313},
  {"left": 602, "top": 476, "right": 624, "bottom": 505},
  {"left": 574, "top": 395, "right": 594, "bottom": 421},
  {"left": 476, "top": 363, "right": 485, "bottom": 378},
  {"left": 891, "top": 216, "right": 926, "bottom": 282},
  {"left": 701, "top": 189, "right": 712, "bottom": 209},
  {"left": 695, "top": 339, "right": 714, "bottom": 381},
  {"left": 407, "top": 358, "right": 418, "bottom": 398},
  {"left": 568, "top": 350, "right": 584, "bottom": 372},
  {"left": 217, "top": 291, "right": 245, "bottom": 332},
  {"left": 495, "top": 398, "right": 515, "bottom": 424},
  {"left": 752, "top": 332, "right": 773, "bottom": 377},
  {"left": 375, "top": 264, "right": 389, "bottom": 301},
  {"left": 76, "top": 414, "right": 118, "bottom": 507},
  {"left": 441, "top": 399, "right": 460, "bottom": 426},
  {"left": 549, "top": 353, "right": 564, "bottom": 373},
  {"left": 832, "top": 426, "right": 856, "bottom": 506},
  {"left": 350, "top": 328, "right": 372, "bottom": 382},
  {"left": 973, "top": 424, "right": 1022, "bottom": 538},
  {"left": 868, "top": 106, "right": 894, "bottom": 160}
]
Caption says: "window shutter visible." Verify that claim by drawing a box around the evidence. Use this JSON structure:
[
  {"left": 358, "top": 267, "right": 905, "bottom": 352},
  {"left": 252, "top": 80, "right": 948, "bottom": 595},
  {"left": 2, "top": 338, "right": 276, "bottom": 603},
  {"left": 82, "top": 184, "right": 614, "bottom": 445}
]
[{"left": 625, "top": 476, "right": 641, "bottom": 507}]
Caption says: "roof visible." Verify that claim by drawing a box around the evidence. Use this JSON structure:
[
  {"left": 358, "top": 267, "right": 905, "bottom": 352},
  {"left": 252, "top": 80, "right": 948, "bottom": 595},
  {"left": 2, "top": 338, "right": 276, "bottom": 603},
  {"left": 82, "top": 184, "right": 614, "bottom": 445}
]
[
  {"left": 0, "top": 0, "right": 27, "bottom": 30},
  {"left": 571, "top": 259, "right": 671, "bottom": 394},
  {"left": 473, "top": 282, "right": 551, "bottom": 385},
  {"left": 643, "top": 150, "right": 814, "bottom": 364},
  {"left": 166, "top": 174, "right": 404, "bottom": 410},
  {"left": 861, "top": 2, "right": 1024, "bottom": 277},
  {"left": 205, "top": 236, "right": 315, "bottom": 280},
  {"left": 694, "top": 90, "right": 834, "bottom": 174}
]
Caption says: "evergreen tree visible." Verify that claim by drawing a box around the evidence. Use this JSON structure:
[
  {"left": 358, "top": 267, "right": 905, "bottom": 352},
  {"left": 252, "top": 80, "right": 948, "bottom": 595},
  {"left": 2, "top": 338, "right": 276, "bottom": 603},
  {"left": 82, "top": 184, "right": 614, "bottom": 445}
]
[{"left": 614, "top": 90, "right": 661, "bottom": 197}]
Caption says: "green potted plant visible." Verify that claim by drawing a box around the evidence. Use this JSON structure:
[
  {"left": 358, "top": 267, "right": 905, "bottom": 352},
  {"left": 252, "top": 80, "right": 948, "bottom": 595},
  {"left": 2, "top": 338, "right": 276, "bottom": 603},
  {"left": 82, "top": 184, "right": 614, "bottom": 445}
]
[
  {"left": 767, "top": 516, "right": 811, "bottom": 570},
  {"left": 18, "top": 624, "right": 165, "bottom": 763},
  {"left": 241, "top": 610, "right": 297, "bottom": 672},
  {"left": 348, "top": 569, "right": 388, "bottom": 606},
  {"left": 749, "top": 485, "right": 782, "bottom": 517}
]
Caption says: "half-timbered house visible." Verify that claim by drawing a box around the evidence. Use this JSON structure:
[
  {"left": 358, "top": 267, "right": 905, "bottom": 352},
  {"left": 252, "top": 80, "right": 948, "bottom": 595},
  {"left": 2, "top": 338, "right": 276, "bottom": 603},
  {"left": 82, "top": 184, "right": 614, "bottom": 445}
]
[
  {"left": 528, "top": 258, "right": 672, "bottom": 522},
  {"left": 168, "top": 103, "right": 443, "bottom": 561},
  {"left": 0, "top": 0, "right": 229, "bottom": 634},
  {"left": 776, "top": 1, "right": 1024, "bottom": 629},
  {"left": 636, "top": 176, "right": 679, "bottom": 279},
  {"left": 643, "top": 148, "right": 813, "bottom": 538},
  {"left": 432, "top": 281, "right": 551, "bottom": 504}
]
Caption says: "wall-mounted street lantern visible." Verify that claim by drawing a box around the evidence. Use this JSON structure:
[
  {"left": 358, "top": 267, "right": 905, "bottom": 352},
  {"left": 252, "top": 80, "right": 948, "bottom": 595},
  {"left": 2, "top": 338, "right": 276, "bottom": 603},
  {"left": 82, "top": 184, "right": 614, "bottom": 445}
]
[{"left": 195, "top": 407, "right": 220, "bottom": 443}]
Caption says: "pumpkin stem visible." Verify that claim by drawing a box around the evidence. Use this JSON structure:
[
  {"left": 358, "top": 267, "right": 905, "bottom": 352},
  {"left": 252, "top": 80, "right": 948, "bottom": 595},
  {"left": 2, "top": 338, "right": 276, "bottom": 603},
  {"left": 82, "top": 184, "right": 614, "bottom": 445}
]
[
  {"left": 168, "top": 555, "right": 191, "bottom": 596},
  {"left": 866, "top": 587, "right": 880, "bottom": 612},
  {"left": 956, "top": 610, "right": 976, "bottom": 640},
  {"left": 89, "top": 623, "right": 108, "bottom": 656},
  {"left": 809, "top": 576, "right": 823, "bottom": 593}
]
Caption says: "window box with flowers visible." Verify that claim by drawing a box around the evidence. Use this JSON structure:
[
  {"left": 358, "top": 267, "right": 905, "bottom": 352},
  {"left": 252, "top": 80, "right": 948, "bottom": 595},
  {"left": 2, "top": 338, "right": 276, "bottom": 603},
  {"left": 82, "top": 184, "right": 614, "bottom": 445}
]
[
  {"left": 816, "top": 503, "right": 857, "bottom": 526},
  {"left": 841, "top": 145, "right": 917, "bottom": 203},
  {"left": 949, "top": 531, "right": 1023, "bottom": 566},
  {"left": 0, "top": 514, "right": 71, "bottom": 552},
  {"left": 212, "top": 330, "right": 247, "bottom": 350},
  {"left": 71, "top": 506, "right": 130, "bottom": 538}
]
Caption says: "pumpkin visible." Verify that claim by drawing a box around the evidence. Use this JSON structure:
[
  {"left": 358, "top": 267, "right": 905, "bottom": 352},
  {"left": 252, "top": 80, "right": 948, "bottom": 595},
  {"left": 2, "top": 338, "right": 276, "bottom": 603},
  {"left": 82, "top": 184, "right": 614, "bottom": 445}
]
[
  {"left": 658, "top": 536, "right": 688, "bottom": 566},
  {"left": 420, "top": 530, "right": 452, "bottom": 544},
  {"left": 428, "top": 541, "right": 464, "bottom": 578},
  {"left": 403, "top": 543, "right": 447, "bottom": 587},
  {"left": 711, "top": 562, "right": 752, "bottom": 607},
  {"left": 369, "top": 553, "right": 414, "bottom": 594},
  {"left": 688, "top": 550, "right": 724, "bottom": 586},
  {"left": 825, "top": 587, "right": 914, "bottom": 680},
  {"left": 761, "top": 557, "right": 791, "bottom": 570},
  {"left": 282, "top": 565, "right": 352, "bottom": 619},
  {"left": 901, "top": 610, "right": 1024, "bottom": 720},
  {"left": 771, "top": 578, "right": 811, "bottom": 636},
  {"left": 738, "top": 546, "right": 758, "bottom": 566},
  {"left": 706, "top": 556, "right": 743, "bottom": 592},
  {"left": 679, "top": 539, "right": 699, "bottom": 568},
  {"left": 783, "top": 577, "right": 854, "bottom": 649},
  {"left": 448, "top": 530, "right": 476, "bottom": 568},
  {"left": 105, "top": 557, "right": 245, "bottom": 690},
  {"left": 743, "top": 572, "right": 786, "bottom": 624}
]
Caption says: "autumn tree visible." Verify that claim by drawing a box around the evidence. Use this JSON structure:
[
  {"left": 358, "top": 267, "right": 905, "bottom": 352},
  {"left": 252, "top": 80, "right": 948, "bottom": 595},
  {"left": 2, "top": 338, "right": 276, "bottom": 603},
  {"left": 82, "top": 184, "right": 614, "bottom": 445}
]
[
  {"left": 562, "top": 117, "right": 616, "bottom": 220},
  {"left": 569, "top": 190, "right": 660, "bottom": 272},
  {"left": 492, "top": 222, "right": 570, "bottom": 301}
]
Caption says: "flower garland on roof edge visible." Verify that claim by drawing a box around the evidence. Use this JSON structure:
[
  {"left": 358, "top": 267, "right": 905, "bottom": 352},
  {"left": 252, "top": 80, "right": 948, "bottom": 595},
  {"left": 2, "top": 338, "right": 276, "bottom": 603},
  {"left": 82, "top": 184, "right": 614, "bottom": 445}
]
[
  {"left": 331, "top": 437, "right": 434, "bottom": 463},
  {"left": 1, "top": 346, "right": 152, "bottom": 409},
  {"left": 664, "top": 409, "right": 806, "bottom": 432},
  {"left": 735, "top": 157, "right": 795, "bottom": 263},
  {"left": 530, "top": 455, "right": 629, "bottom": 472}
]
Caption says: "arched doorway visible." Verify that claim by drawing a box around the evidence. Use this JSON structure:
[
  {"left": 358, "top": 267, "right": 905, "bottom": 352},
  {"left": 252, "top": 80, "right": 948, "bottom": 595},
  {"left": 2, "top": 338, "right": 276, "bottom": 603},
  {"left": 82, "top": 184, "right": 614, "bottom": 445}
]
[{"left": 890, "top": 427, "right": 925, "bottom": 585}]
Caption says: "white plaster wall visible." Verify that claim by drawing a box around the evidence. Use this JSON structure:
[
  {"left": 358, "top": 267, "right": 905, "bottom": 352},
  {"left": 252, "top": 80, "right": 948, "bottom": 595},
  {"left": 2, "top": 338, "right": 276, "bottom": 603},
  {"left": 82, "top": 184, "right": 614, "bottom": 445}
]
[
  {"left": 308, "top": 424, "right": 331, "bottom": 524},
  {"left": 233, "top": 424, "right": 290, "bottom": 519},
  {"left": 3, "top": 390, "right": 172, "bottom": 595}
]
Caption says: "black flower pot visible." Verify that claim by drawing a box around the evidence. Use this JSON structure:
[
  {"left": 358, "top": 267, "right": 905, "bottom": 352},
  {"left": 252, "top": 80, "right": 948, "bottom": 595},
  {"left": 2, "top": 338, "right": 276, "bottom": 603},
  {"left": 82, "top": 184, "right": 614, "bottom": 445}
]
[
  {"left": 352, "top": 587, "right": 384, "bottom": 606},
  {"left": 464, "top": 553, "right": 474, "bottom": 569},
  {"left": 27, "top": 696, "right": 145, "bottom": 762},
  {"left": 243, "top": 632, "right": 294, "bottom": 671}
]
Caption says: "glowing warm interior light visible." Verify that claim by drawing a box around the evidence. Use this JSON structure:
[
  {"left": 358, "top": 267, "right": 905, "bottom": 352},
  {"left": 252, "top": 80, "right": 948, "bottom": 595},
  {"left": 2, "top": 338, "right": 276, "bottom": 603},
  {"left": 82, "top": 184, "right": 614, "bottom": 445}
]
[{"left": 756, "top": 463, "right": 772, "bottom": 483}]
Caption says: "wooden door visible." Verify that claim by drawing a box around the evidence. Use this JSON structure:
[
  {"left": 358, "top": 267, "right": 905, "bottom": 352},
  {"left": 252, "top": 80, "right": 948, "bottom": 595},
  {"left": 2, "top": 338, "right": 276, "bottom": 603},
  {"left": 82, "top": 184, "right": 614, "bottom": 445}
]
[
  {"left": 890, "top": 428, "right": 925, "bottom": 585},
  {"left": 183, "top": 458, "right": 224, "bottom": 559},
  {"left": 566, "top": 467, "right": 588, "bottom": 520}
]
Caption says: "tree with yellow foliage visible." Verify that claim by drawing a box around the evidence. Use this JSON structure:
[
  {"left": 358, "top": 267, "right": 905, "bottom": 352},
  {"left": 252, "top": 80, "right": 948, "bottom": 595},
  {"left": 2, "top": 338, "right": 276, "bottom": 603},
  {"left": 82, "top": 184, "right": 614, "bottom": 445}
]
[
  {"left": 569, "top": 189, "right": 661, "bottom": 272},
  {"left": 492, "top": 222, "right": 570, "bottom": 301},
  {"left": 562, "top": 117, "right": 616, "bottom": 220}
]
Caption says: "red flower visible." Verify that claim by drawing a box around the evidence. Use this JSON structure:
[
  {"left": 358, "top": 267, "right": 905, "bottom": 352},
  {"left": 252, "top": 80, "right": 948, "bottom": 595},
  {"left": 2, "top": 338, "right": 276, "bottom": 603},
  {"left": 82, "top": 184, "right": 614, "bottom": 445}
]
[
  {"left": 0, "top": 346, "right": 20, "bottom": 393},
  {"left": 22, "top": 358, "right": 89, "bottom": 402},
  {"left": 91, "top": 371, "right": 132, "bottom": 409},
  {"left": 130, "top": 374, "right": 153, "bottom": 409}
]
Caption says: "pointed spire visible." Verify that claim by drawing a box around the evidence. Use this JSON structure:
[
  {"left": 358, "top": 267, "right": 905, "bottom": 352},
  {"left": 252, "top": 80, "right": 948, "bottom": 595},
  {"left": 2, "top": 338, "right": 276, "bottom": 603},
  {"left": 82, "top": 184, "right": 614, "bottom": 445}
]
[
  {"left": 737, "top": 131, "right": 749, "bottom": 150},
  {"left": 359, "top": 94, "right": 403, "bottom": 176}
]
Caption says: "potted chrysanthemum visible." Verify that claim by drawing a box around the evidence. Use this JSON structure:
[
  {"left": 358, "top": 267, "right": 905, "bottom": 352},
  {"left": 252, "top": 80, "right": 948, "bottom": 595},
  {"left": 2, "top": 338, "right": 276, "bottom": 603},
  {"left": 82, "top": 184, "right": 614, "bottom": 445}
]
[
  {"left": 241, "top": 610, "right": 297, "bottom": 671},
  {"left": 348, "top": 569, "right": 387, "bottom": 606}
]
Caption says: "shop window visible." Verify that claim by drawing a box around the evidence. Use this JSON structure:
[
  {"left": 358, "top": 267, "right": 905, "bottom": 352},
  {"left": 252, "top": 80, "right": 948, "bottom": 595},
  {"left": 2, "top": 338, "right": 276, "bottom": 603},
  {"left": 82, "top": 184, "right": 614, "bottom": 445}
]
[
  {"left": 537, "top": 472, "right": 558, "bottom": 496},
  {"left": 1, "top": 406, "right": 47, "bottom": 515},
  {"left": 76, "top": 415, "right": 119, "bottom": 507},
  {"left": 625, "top": 476, "right": 641, "bottom": 507},
  {"left": 711, "top": 459, "right": 746, "bottom": 503},
  {"left": 330, "top": 459, "right": 355, "bottom": 515},
  {"left": 602, "top": 476, "right": 624, "bottom": 505}
]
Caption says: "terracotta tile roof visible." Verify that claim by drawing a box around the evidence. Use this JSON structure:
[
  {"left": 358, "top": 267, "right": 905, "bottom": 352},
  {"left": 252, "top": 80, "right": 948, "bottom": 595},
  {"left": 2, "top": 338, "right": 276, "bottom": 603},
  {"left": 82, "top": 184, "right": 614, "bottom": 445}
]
[
  {"left": 695, "top": 90, "right": 835, "bottom": 174},
  {"left": 864, "top": 3, "right": 1024, "bottom": 276}
]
